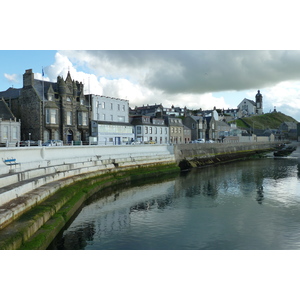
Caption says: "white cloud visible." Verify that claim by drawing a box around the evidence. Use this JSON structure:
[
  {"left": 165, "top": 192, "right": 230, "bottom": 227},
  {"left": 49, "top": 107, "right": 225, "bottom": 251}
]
[
  {"left": 39, "top": 51, "right": 300, "bottom": 121},
  {"left": 42, "top": 52, "right": 231, "bottom": 111},
  {"left": 4, "top": 73, "right": 19, "bottom": 83}
]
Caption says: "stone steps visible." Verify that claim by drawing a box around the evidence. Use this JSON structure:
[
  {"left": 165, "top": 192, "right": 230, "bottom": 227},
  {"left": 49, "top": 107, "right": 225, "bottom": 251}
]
[{"left": 0, "top": 152, "right": 175, "bottom": 230}]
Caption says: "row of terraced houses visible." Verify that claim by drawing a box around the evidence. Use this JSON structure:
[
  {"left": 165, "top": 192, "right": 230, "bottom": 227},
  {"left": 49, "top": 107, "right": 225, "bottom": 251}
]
[{"left": 0, "top": 68, "right": 285, "bottom": 146}]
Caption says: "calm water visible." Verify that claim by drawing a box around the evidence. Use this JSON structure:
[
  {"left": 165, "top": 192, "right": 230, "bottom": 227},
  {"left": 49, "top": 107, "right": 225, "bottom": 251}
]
[{"left": 49, "top": 147, "right": 300, "bottom": 250}]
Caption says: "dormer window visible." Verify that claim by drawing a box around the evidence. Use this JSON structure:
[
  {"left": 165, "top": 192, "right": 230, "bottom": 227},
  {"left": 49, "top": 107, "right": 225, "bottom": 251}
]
[
  {"left": 67, "top": 97, "right": 71, "bottom": 102},
  {"left": 48, "top": 95, "right": 53, "bottom": 101}
]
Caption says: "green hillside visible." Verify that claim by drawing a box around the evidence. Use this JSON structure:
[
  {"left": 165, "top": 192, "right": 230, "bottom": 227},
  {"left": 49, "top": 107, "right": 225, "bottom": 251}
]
[{"left": 234, "top": 112, "right": 298, "bottom": 130}]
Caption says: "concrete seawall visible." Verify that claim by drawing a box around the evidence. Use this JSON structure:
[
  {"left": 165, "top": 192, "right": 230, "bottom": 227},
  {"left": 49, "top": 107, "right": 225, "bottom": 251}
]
[
  {"left": 0, "top": 145, "right": 175, "bottom": 228},
  {"left": 0, "top": 142, "right": 277, "bottom": 249},
  {"left": 174, "top": 142, "right": 276, "bottom": 169}
]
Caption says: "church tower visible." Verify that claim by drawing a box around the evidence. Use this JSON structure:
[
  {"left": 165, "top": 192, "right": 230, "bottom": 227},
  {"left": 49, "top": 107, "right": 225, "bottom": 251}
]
[{"left": 255, "top": 90, "right": 263, "bottom": 115}]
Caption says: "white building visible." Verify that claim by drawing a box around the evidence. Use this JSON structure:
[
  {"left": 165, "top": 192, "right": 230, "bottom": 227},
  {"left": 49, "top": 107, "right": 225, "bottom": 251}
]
[
  {"left": 88, "top": 95, "right": 134, "bottom": 145},
  {"left": 237, "top": 91, "right": 264, "bottom": 117},
  {"left": 0, "top": 98, "right": 21, "bottom": 146}
]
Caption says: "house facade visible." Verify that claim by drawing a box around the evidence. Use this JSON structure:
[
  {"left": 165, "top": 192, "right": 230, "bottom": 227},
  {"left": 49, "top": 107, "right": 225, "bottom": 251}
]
[
  {"left": 130, "top": 115, "right": 169, "bottom": 144},
  {"left": 0, "top": 98, "right": 21, "bottom": 146},
  {"left": 164, "top": 116, "right": 186, "bottom": 144},
  {"left": 183, "top": 115, "right": 207, "bottom": 141}
]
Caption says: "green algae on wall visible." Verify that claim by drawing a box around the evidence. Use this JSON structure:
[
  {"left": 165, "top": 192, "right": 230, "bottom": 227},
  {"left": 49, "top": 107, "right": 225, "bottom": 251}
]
[{"left": 8, "top": 163, "right": 180, "bottom": 250}]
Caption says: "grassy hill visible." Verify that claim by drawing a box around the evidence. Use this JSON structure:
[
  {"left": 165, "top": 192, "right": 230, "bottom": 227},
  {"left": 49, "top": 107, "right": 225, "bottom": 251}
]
[{"left": 234, "top": 112, "right": 298, "bottom": 131}]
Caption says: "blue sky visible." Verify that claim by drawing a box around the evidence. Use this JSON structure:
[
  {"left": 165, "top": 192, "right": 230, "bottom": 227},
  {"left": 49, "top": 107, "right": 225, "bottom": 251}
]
[{"left": 1, "top": 50, "right": 300, "bottom": 121}]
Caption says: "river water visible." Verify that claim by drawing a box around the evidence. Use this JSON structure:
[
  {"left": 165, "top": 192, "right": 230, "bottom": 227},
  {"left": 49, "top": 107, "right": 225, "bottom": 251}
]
[{"left": 49, "top": 145, "right": 300, "bottom": 250}]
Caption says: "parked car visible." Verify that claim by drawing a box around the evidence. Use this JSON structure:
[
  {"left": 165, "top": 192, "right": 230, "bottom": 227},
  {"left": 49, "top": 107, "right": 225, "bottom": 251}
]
[
  {"left": 194, "top": 139, "right": 205, "bottom": 143},
  {"left": 42, "top": 139, "right": 63, "bottom": 146},
  {"left": 206, "top": 140, "right": 214, "bottom": 143},
  {"left": 19, "top": 140, "right": 38, "bottom": 147}
]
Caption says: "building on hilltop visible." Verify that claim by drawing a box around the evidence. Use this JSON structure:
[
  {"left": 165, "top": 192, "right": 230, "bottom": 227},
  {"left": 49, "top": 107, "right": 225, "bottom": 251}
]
[
  {"left": 0, "top": 69, "right": 90, "bottom": 143},
  {"left": 237, "top": 90, "right": 264, "bottom": 117}
]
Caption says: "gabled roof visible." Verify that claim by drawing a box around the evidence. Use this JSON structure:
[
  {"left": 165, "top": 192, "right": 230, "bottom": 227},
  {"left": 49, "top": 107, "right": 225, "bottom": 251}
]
[
  {"left": 239, "top": 98, "right": 256, "bottom": 106},
  {"left": 34, "top": 79, "right": 58, "bottom": 100}
]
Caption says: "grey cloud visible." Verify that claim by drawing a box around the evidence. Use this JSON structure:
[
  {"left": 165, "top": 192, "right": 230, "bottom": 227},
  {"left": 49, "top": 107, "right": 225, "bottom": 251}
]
[{"left": 63, "top": 50, "right": 300, "bottom": 95}]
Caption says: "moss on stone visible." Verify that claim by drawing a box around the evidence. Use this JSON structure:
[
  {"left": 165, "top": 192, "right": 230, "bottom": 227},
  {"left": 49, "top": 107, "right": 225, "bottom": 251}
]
[{"left": 12, "top": 163, "right": 180, "bottom": 250}]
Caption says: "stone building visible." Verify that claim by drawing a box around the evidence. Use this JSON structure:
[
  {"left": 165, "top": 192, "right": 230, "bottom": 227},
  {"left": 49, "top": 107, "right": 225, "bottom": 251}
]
[
  {"left": 164, "top": 116, "right": 186, "bottom": 144},
  {"left": 183, "top": 115, "right": 207, "bottom": 141},
  {"left": 0, "top": 69, "right": 90, "bottom": 143}
]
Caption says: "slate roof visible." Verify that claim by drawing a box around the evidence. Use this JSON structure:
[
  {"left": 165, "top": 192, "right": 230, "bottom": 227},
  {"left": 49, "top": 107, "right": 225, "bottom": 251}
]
[
  {"left": 0, "top": 87, "right": 21, "bottom": 99},
  {"left": 0, "top": 98, "right": 15, "bottom": 120},
  {"left": 33, "top": 80, "right": 58, "bottom": 100},
  {"left": 238, "top": 98, "right": 256, "bottom": 106}
]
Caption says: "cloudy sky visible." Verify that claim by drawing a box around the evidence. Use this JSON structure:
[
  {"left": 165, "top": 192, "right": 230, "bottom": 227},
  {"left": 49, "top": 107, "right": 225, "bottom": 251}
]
[
  {"left": 1, "top": 1, "right": 300, "bottom": 121},
  {"left": 1, "top": 50, "right": 300, "bottom": 121}
]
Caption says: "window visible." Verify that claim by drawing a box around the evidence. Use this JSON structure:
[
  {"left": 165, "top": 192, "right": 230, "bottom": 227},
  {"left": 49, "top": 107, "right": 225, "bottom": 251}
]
[
  {"left": 102, "top": 114, "right": 106, "bottom": 121},
  {"left": 137, "top": 126, "right": 141, "bottom": 134},
  {"left": 46, "top": 109, "right": 58, "bottom": 124},
  {"left": 48, "top": 95, "right": 53, "bottom": 101},
  {"left": 67, "top": 97, "right": 71, "bottom": 102},
  {"left": 67, "top": 111, "right": 72, "bottom": 125},
  {"left": 118, "top": 104, "right": 120, "bottom": 110},
  {"left": 118, "top": 116, "right": 125, "bottom": 122},
  {"left": 111, "top": 103, "right": 113, "bottom": 110},
  {"left": 3, "top": 126, "right": 8, "bottom": 139},
  {"left": 78, "top": 111, "right": 88, "bottom": 126},
  {"left": 149, "top": 127, "right": 152, "bottom": 134},
  {"left": 12, "top": 127, "right": 17, "bottom": 139},
  {"left": 145, "top": 126, "right": 148, "bottom": 134},
  {"left": 122, "top": 105, "right": 125, "bottom": 111},
  {"left": 110, "top": 115, "right": 113, "bottom": 121},
  {"left": 102, "top": 102, "right": 105, "bottom": 109}
]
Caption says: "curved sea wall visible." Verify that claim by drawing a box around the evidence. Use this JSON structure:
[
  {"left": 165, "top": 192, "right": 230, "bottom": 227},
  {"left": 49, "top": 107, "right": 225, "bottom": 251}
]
[
  {"left": 174, "top": 142, "right": 276, "bottom": 169},
  {"left": 0, "top": 142, "right": 276, "bottom": 249}
]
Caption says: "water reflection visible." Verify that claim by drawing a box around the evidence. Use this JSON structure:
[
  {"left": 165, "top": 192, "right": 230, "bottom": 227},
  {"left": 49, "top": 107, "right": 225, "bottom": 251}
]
[{"left": 49, "top": 156, "right": 300, "bottom": 250}]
